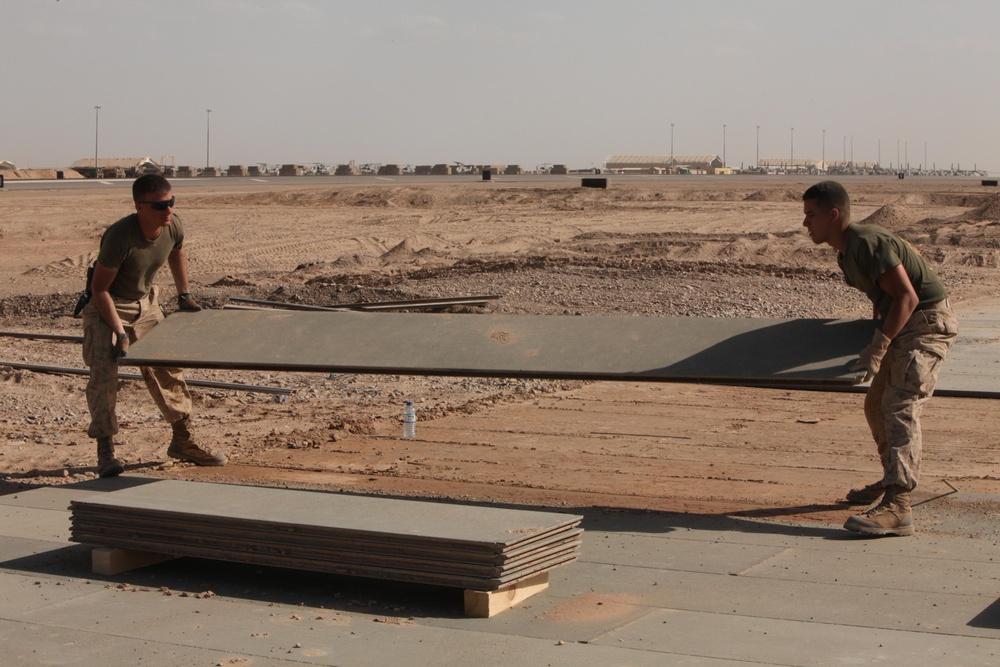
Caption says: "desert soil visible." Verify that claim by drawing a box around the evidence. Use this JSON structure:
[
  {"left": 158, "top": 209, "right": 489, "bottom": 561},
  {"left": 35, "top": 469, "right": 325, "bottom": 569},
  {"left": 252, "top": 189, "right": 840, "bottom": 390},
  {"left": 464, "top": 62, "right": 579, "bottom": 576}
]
[{"left": 2, "top": 176, "right": 999, "bottom": 538}]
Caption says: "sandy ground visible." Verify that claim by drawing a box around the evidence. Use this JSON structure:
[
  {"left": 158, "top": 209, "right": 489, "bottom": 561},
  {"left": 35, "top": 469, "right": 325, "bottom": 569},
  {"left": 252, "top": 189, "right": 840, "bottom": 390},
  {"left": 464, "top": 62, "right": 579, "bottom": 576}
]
[{"left": 2, "top": 176, "right": 1000, "bottom": 538}]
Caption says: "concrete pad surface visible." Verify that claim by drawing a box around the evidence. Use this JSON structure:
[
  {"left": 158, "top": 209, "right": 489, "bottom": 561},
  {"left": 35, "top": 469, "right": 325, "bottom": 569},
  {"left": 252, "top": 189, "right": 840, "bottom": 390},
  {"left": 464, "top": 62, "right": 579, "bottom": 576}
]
[
  {"left": 3, "top": 481, "right": 1000, "bottom": 665},
  {"left": 601, "top": 608, "right": 1000, "bottom": 666}
]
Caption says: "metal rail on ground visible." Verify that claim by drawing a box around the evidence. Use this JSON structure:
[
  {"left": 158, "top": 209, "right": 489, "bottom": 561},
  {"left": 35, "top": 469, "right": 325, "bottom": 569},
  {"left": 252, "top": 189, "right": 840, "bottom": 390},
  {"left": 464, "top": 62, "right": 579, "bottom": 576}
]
[
  {"left": 227, "top": 295, "right": 500, "bottom": 312},
  {"left": 0, "top": 361, "right": 292, "bottom": 395}
]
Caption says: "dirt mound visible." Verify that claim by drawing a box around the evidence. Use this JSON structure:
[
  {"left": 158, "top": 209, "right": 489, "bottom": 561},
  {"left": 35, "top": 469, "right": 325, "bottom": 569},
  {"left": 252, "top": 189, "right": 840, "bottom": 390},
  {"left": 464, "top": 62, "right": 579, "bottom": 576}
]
[
  {"left": 859, "top": 204, "right": 920, "bottom": 229},
  {"left": 957, "top": 194, "right": 1000, "bottom": 222},
  {"left": 743, "top": 190, "right": 800, "bottom": 202},
  {"left": 379, "top": 238, "right": 422, "bottom": 263},
  {"left": 193, "top": 187, "right": 436, "bottom": 209},
  {"left": 211, "top": 275, "right": 256, "bottom": 287},
  {"left": 893, "top": 193, "right": 932, "bottom": 206}
]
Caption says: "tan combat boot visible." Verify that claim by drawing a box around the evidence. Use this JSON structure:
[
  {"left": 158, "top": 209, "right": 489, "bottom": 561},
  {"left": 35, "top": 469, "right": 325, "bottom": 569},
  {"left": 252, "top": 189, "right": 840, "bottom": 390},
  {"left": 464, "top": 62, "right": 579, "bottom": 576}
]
[
  {"left": 844, "top": 485, "right": 913, "bottom": 536},
  {"left": 167, "top": 417, "right": 227, "bottom": 466},
  {"left": 96, "top": 436, "right": 124, "bottom": 478}
]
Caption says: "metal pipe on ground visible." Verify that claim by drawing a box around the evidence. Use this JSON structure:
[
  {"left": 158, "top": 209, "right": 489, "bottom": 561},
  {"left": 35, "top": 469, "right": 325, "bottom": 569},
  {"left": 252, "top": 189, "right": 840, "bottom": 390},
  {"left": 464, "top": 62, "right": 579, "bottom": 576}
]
[
  {"left": 227, "top": 295, "right": 500, "bottom": 312},
  {"left": 0, "top": 361, "right": 292, "bottom": 395},
  {"left": 0, "top": 331, "right": 84, "bottom": 342}
]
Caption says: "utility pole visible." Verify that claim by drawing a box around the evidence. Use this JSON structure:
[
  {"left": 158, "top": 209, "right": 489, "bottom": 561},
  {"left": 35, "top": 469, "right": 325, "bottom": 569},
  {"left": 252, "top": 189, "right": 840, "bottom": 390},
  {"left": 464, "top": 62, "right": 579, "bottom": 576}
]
[
  {"left": 722, "top": 124, "right": 727, "bottom": 167},
  {"left": 94, "top": 106, "right": 101, "bottom": 178},
  {"left": 756, "top": 125, "right": 760, "bottom": 167},
  {"left": 206, "top": 109, "right": 212, "bottom": 169}
]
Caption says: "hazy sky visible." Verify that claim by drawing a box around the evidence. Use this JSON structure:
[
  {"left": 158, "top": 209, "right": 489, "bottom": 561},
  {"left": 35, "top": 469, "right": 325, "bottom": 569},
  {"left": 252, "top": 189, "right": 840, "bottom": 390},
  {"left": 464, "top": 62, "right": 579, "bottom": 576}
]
[{"left": 4, "top": 1, "right": 998, "bottom": 172}]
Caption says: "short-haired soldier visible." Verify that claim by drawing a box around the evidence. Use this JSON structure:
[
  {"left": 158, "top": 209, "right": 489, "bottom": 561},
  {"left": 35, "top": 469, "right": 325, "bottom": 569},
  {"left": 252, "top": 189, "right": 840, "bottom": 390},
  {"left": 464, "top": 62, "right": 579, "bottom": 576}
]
[
  {"left": 802, "top": 180, "right": 958, "bottom": 536},
  {"left": 81, "top": 174, "right": 226, "bottom": 477}
]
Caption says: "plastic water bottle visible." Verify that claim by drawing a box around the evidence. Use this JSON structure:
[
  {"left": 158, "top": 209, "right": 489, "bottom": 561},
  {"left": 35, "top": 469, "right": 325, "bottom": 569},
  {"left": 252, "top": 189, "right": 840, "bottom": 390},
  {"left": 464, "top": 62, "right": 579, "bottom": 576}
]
[{"left": 402, "top": 401, "right": 416, "bottom": 439}]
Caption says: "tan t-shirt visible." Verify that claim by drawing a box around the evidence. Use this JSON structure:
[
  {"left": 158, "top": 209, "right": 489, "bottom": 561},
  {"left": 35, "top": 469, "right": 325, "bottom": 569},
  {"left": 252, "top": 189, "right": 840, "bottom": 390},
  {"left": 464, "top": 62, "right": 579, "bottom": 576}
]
[{"left": 97, "top": 213, "right": 184, "bottom": 301}]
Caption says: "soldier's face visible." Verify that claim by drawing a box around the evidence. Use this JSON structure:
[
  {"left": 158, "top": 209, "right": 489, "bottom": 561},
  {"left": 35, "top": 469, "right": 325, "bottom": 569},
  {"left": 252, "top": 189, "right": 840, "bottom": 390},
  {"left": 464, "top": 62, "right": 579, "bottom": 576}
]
[
  {"left": 802, "top": 199, "right": 838, "bottom": 246},
  {"left": 135, "top": 192, "right": 175, "bottom": 227}
]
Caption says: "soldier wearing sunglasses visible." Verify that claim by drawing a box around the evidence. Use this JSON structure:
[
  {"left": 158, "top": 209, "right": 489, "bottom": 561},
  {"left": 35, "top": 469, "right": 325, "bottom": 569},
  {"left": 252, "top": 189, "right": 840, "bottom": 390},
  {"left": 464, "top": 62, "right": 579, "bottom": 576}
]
[{"left": 81, "top": 174, "right": 226, "bottom": 477}]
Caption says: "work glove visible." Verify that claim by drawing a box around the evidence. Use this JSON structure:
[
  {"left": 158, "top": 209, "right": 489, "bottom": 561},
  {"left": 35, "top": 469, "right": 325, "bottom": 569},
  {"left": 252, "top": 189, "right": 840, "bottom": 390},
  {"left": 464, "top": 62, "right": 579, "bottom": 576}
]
[
  {"left": 850, "top": 329, "right": 891, "bottom": 384},
  {"left": 113, "top": 332, "right": 129, "bottom": 359},
  {"left": 178, "top": 292, "right": 202, "bottom": 312}
]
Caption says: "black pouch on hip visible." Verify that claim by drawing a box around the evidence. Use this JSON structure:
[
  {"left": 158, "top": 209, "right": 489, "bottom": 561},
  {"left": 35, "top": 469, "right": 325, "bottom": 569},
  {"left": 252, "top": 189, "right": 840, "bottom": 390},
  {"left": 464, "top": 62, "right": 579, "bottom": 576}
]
[{"left": 73, "top": 263, "right": 96, "bottom": 318}]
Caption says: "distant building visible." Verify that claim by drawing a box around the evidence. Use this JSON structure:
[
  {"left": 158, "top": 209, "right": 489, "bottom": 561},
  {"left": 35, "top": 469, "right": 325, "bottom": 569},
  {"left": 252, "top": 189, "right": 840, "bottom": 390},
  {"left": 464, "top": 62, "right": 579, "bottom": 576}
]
[
  {"left": 604, "top": 154, "right": 723, "bottom": 174},
  {"left": 757, "top": 159, "right": 880, "bottom": 174},
  {"left": 71, "top": 157, "right": 162, "bottom": 178}
]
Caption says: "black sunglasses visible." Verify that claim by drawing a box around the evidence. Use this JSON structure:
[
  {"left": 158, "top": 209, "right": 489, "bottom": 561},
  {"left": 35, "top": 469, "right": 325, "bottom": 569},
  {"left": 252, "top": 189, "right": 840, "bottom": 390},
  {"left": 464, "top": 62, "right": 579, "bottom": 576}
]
[{"left": 142, "top": 197, "right": 175, "bottom": 211}]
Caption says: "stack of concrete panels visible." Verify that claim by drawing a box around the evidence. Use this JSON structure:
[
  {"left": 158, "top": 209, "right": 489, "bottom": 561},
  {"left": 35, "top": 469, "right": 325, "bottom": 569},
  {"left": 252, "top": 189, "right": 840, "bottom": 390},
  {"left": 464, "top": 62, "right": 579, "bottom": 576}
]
[{"left": 69, "top": 480, "right": 583, "bottom": 592}]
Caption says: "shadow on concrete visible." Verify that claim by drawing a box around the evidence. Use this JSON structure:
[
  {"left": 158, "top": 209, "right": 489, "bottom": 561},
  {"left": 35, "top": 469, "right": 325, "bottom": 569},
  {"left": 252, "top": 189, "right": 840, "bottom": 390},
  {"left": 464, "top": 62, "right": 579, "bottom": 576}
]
[
  {"left": 968, "top": 597, "right": 1000, "bottom": 630},
  {"left": 650, "top": 317, "right": 875, "bottom": 382},
  {"left": 578, "top": 505, "right": 848, "bottom": 540},
  {"left": 0, "top": 464, "right": 167, "bottom": 497},
  {"left": 3, "top": 542, "right": 467, "bottom": 619}
]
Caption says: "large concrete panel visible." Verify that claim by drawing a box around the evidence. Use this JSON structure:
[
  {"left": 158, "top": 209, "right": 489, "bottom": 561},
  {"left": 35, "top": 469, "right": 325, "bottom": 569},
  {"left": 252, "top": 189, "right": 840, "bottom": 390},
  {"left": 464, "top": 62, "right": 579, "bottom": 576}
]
[{"left": 123, "top": 310, "right": 876, "bottom": 384}]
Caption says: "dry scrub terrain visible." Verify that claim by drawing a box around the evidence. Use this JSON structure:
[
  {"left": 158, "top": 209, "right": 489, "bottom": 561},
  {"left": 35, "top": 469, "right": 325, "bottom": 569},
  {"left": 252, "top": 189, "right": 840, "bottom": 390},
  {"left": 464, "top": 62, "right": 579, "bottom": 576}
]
[{"left": 2, "top": 177, "right": 999, "bottom": 537}]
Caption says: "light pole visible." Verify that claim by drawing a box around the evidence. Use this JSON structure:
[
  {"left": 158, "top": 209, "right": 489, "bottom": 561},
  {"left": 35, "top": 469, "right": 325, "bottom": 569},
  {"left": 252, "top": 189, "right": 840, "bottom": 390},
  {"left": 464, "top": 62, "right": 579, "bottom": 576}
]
[
  {"left": 94, "top": 106, "right": 101, "bottom": 178},
  {"left": 822, "top": 129, "right": 826, "bottom": 170},
  {"left": 755, "top": 125, "right": 760, "bottom": 167},
  {"left": 670, "top": 123, "right": 674, "bottom": 163},
  {"left": 790, "top": 127, "right": 794, "bottom": 163},
  {"left": 205, "top": 109, "right": 212, "bottom": 170},
  {"left": 722, "top": 124, "right": 727, "bottom": 167}
]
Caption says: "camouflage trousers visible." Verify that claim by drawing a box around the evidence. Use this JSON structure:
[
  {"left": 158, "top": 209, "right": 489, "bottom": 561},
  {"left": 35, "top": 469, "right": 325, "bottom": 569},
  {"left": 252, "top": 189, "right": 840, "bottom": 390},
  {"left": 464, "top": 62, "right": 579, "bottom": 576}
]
[
  {"left": 82, "top": 285, "right": 192, "bottom": 439},
  {"left": 864, "top": 299, "right": 958, "bottom": 491}
]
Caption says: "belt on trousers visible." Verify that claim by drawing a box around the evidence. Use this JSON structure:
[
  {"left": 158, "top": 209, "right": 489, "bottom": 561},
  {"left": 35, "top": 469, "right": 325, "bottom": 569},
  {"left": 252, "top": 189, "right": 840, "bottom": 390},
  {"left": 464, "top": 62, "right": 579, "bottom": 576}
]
[{"left": 914, "top": 298, "right": 948, "bottom": 311}]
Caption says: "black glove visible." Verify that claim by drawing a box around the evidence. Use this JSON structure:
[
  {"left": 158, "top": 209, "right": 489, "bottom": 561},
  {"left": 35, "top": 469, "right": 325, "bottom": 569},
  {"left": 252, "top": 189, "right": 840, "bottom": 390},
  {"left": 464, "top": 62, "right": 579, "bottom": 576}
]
[
  {"left": 178, "top": 293, "right": 202, "bottom": 312},
  {"left": 113, "top": 332, "right": 129, "bottom": 358}
]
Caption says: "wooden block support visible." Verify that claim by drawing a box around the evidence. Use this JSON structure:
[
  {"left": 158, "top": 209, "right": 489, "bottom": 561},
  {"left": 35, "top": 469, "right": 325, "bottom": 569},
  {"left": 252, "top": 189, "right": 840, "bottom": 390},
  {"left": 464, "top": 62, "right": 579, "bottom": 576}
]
[
  {"left": 463, "top": 572, "right": 549, "bottom": 618},
  {"left": 92, "top": 547, "right": 177, "bottom": 575}
]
